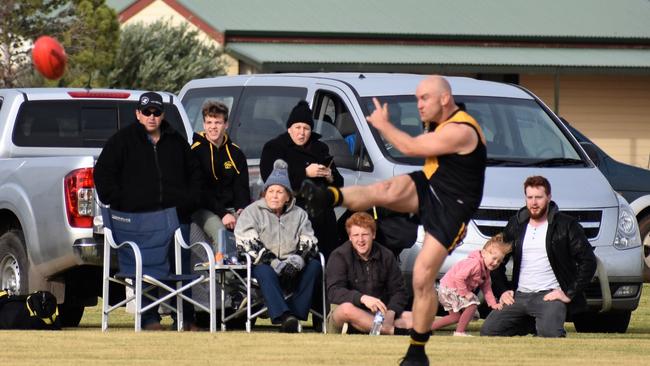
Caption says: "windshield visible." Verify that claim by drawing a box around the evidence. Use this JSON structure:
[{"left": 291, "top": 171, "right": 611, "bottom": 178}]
[{"left": 361, "top": 95, "right": 583, "bottom": 167}]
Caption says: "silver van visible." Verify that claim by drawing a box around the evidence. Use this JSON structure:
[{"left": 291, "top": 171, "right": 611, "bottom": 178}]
[{"left": 179, "top": 73, "right": 643, "bottom": 333}]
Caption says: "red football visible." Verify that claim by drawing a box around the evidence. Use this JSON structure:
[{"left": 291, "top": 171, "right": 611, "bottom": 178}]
[{"left": 32, "top": 36, "right": 67, "bottom": 80}]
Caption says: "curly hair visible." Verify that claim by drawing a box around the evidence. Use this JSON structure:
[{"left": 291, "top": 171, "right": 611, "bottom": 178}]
[
  {"left": 345, "top": 212, "right": 376, "bottom": 236},
  {"left": 201, "top": 100, "right": 229, "bottom": 121}
]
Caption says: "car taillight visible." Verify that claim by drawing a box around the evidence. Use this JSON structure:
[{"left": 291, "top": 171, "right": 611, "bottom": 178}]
[{"left": 64, "top": 168, "right": 95, "bottom": 228}]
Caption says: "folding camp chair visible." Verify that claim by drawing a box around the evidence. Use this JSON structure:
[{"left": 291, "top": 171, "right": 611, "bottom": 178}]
[
  {"left": 209, "top": 230, "right": 327, "bottom": 333},
  {"left": 101, "top": 207, "right": 217, "bottom": 332}
]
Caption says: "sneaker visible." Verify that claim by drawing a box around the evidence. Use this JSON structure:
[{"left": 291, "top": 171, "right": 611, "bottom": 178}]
[
  {"left": 297, "top": 180, "right": 328, "bottom": 217},
  {"left": 453, "top": 331, "right": 473, "bottom": 337},
  {"left": 280, "top": 315, "right": 300, "bottom": 333},
  {"left": 399, "top": 355, "right": 430, "bottom": 366}
]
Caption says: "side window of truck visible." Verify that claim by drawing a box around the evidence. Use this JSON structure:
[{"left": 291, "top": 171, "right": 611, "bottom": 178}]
[{"left": 229, "top": 86, "right": 307, "bottom": 159}]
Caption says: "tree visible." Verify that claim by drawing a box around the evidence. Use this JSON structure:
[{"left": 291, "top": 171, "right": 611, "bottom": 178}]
[
  {"left": 59, "top": 0, "right": 119, "bottom": 87},
  {"left": 107, "top": 20, "right": 227, "bottom": 93},
  {"left": 0, "top": 0, "right": 119, "bottom": 88},
  {"left": 0, "top": 0, "right": 72, "bottom": 87}
]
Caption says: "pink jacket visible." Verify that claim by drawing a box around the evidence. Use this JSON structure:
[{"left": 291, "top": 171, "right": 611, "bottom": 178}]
[{"left": 440, "top": 250, "right": 498, "bottom": 308}]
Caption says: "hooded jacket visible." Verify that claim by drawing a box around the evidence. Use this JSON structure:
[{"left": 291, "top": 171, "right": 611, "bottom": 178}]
[
  {"left": 440, "top": 250, "right": 498, "bottom": 308},
  {"left": 260, "top": 131, "right": 344, "bottom": 258},
  {"left": 491, "top": 201, "right": 597, "bottom": 314},
  {"left": 234, "top": 196, "right": 317, "bottom": 260},
  {"left": 191, "top": 132, "right": 250, "bottom": 217},
  {"left": 326, "top": 241, "right": 408, "bottom": 318},
  {"left": 94, "top": 120, "right": 201, "bottom": 223}
]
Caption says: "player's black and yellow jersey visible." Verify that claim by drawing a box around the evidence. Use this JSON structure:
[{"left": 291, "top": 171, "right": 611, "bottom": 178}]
[{"left": 422, "top": 109, "right": 487, "bottom": 211}]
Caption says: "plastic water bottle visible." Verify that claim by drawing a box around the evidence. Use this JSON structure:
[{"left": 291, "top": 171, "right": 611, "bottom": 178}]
[{"left": 369, "top": 311, "right": 384, "bottom": 336}]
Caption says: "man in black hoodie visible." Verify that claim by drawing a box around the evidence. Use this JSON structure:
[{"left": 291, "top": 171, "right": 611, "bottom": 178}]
[
  {"left": 94, "top": 91, "right": 202, "bottom": 330},
  {"left": 191, "top": 100, "right": 250, "bottom": 243}
]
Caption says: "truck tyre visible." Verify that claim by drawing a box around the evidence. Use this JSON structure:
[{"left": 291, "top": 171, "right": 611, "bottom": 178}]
[
  {"left": 638, "top": 215, "right": 650, "bottom": 282},
  {"left": 573, "top": 311, "right": 631, "bottom": 333},
  {"left": 59, "top": 303, "right": 85, "bottom": 327},
  {"left": 0, "top": 230, "right": 28, "bottom": 294}
]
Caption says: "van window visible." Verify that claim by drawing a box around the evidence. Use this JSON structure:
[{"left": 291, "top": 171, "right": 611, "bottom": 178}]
[
  {"left": 181, "top": 86, "right": 243, "bottom": 133},
  {"left": 313, "top": 91, "right": 372, "bottom": 171},
  {"left": 229, "top": 86, "right": 307, "bottom": 159},
  {"left": 361, "top": 96, "right": 581, "bottom": 166},
  {"left": 13, "top": 100, "right": 186, "bottom": 147}
]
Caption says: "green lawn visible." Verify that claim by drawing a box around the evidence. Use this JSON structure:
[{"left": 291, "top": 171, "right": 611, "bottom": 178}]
[{"left": 2, "top": 285, "right": 650, "bottom": 365}]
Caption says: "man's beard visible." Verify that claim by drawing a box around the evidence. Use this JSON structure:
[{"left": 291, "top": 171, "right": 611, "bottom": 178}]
[{"left": 528, "top": 202, "right": 549, "bottom": 220}]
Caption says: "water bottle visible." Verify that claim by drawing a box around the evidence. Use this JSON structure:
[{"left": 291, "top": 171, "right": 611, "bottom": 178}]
[{"left": 369, "top": 311, "right": 384, "bottom": 336}]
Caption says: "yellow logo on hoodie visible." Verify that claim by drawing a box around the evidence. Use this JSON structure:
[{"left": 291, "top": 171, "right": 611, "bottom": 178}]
[{"left": 224, "top": 161, "right": 233, "bottom": 169}]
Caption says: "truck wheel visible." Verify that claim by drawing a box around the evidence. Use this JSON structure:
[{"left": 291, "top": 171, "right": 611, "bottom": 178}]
[
  {"left": 59, "top": 303, "right": 85, "bottom": 327},
  {"left": 0, "top": 230, "right": 28, "bottom": 294},
  {"left": 638, "top": 215, "right": 650, "bottom": 282},
  {"left": 573, "top": 311, "right": 631, "bottom": 333}
]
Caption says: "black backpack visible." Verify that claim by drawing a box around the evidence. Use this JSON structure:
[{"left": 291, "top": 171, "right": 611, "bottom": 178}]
[{"left": 0, "top": 290, "right": 61, "bottom": 330}]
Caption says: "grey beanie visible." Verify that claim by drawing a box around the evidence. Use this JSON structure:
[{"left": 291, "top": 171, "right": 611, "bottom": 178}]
[{"left": 264, "top": 159, "right": 292, "bottom": 192}]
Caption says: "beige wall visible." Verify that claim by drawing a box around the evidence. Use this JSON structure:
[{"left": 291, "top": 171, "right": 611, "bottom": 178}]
[
  {"left": 521, "top": 74, "right": 650, "bottom": 168},
  {"left": 121, "top": 0, "right": 238, "bottom": 75}
]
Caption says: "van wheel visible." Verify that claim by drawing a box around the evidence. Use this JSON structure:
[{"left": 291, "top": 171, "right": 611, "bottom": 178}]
[
  {"left": 573, "top": 311, "right": 631, "bottom": 333},
  {"left": 638, "top": 215, "right": 650, "bottom": 282},
  {"left": 0, "top": 230, "right": 28, "bottom": 294}
]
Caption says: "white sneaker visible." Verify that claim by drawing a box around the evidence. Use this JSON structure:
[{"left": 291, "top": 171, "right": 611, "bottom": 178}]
[{"left": 453, "top": 332, "right": 473, "bottom": 337}]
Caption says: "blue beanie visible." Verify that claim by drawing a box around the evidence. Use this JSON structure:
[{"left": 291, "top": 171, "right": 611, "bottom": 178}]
[{"left": 264, "top": 159, "right": 292, "bottom": 192}]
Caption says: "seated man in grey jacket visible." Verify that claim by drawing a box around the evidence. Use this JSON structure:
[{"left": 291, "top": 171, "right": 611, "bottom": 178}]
[
  {"left": 234, "top": 160, "right": 320, "bottom": 333},
  {"left": 326, "top": 212, "right": 412, "bottom": 335}
]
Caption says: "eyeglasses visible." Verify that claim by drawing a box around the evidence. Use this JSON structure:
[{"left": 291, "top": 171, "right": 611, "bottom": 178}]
[{"left": 141, "top": 109, "right": 162, "bottom": 117}]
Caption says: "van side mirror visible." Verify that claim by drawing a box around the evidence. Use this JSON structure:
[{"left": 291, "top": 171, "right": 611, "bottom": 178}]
[{"left": 580, "top": 142, "right": 601, "bottom": 166}]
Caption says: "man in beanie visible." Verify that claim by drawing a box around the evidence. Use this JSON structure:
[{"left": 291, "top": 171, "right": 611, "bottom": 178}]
[
  {"left": 260, "top": 100, "right": 344, "bottom": 261},
  {"left": 94, "top": 91, "right": 202, "bottom": 331},
  {"left": 234, "top": 159, "right": 321, "bottom": 333}
]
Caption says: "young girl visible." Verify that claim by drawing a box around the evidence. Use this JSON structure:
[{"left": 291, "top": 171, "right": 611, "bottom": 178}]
[{"left": 431, "top": 233, "right": 511, "bottom": 336}]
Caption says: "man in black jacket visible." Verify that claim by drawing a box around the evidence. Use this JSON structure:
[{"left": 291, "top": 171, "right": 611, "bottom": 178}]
[
  {"left": 94, "top": 91, "right": 202, "bottom": 330},
  {"left": 326, "top": 212, "right": 411, "bottom": 335},
  {"left": 191, "top": 100, "right": 250, "bottom": 243},
  {"left": 480, "top": 175, "right": 597, "bottom": 337}
]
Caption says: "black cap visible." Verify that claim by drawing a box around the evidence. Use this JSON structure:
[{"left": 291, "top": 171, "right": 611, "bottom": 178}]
[
  {"left": 286, "top": 100, "right": 313, "bottom": 129},
  {"left": 138, "top": 92, "right": 164, "bottom": 112}
]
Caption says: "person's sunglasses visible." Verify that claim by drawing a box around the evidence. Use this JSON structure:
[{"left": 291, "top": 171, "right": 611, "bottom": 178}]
[{"left": 141, "top": 109, "right": 162, "bottom": 117}]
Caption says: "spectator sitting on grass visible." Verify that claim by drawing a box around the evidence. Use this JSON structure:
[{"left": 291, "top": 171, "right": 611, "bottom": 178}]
[{"left": 326, "top": 212, "right": 412, "bottom": 335}]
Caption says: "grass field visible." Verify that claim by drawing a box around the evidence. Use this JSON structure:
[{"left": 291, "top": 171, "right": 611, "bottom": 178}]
[{"left": 3, "top": 285, "right": 650, "bottom": 365}]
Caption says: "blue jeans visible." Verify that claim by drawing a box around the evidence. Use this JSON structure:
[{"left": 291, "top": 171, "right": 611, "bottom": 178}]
[
  {"left": 480, "top": 290, "right": 567, "bottom": 337},
  {"left": 252, "top": 259, "right": 321, "bottom": 323},
  {"left": 142, "top": 223, "right": 194, "bottom": 326}
]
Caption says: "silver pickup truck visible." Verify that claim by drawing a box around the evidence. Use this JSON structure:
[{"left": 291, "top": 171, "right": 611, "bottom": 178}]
[{"left": 0, "top": 88, "right": 192, "bottom": 326}]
